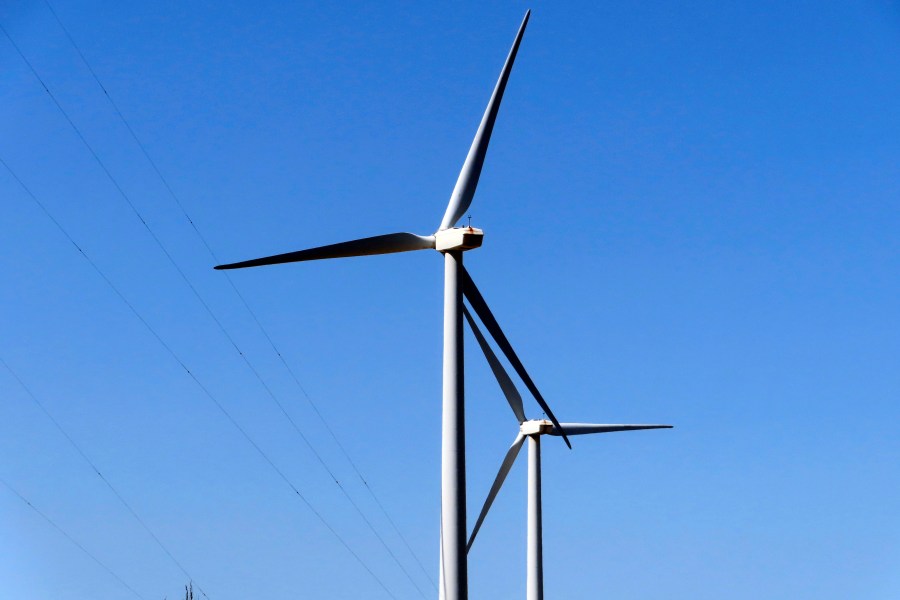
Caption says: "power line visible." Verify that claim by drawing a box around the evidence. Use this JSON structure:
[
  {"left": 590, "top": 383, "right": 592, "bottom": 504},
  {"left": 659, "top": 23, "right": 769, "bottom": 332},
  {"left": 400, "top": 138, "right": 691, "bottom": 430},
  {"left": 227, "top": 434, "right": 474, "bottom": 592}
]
[
  {"left": 1, "top": 15, "right": 427, "bottom": 595},
  {"left": 38, "top": 2, "right": 437, "bottom": 591},
  {"left": 0, "top": 354, "right": 210, "bottom": 599},
  {"left": 0, "top": 155, "right": 399, "bottom": 600},
  {"left": 0, "top": 475, "right": 148, "bottom": 600}
]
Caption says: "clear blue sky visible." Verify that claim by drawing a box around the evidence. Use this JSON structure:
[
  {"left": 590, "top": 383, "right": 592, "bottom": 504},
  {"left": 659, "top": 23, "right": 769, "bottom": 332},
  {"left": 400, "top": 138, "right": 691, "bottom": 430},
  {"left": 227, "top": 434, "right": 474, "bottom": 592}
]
[{"left": 2, "top": 1, "right": 899, "bottom": 598}]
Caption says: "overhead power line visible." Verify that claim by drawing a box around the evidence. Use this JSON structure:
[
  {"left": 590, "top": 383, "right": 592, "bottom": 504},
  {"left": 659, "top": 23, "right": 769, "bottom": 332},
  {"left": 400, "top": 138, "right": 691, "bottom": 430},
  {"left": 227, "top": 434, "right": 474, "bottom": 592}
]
[
  {"left": 4, "top": 12, "right": 428, "bottom": 594},
  {"left": 2, "top": 15, "right": 426, "bottom": 594},
  {"left": 0, "top": 475, "right": 148, "bottom": 600},
  {"left": 0, "top": 155, "right": 399, "bottom": 600},
  {"left": 39, "top": 1, "right": 437, "bottom": 592},
  {"left": 0, "top": 354, "right": 210, "bottom": 598}
]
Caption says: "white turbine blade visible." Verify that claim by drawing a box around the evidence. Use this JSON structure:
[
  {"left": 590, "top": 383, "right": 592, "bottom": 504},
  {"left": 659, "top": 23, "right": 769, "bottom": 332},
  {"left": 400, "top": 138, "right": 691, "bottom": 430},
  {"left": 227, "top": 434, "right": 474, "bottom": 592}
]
[
  {"left": 438, "top": 10, "right": 530, "bottom": 231},
  {"left": 214, "top": 232, "right": 435, "bottom": 270},
  {"left": 463, "top": 306, "right": 527, "bottom": 424},
  {"left": 467, "top": 433, "right": 525, "bottom": 553},
  {"left": 461, "top": 267, "right": 572, "bottom": 449},
  {"left": 549, "top": 423, "right": 673, "bottom": 436}
]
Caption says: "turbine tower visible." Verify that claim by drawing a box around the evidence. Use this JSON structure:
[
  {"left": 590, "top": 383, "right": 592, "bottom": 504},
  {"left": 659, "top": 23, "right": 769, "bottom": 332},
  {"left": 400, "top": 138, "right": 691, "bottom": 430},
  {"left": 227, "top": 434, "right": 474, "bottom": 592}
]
[
  {"left": 463, "top": 308, "right": 672, "bottom": 600},
  {"left": 215, "top": 11, "right": 544, "bottom": 600}
]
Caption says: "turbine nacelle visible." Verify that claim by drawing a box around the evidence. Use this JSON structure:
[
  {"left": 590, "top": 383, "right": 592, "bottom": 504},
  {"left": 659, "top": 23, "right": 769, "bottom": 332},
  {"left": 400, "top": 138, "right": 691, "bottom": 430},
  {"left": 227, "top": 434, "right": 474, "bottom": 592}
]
[
  {"left": 520, "top": 419, "right": 553, "bottom": 436},
  {"left": 434, "top": 226, "right": 484, "bottom": 253}
]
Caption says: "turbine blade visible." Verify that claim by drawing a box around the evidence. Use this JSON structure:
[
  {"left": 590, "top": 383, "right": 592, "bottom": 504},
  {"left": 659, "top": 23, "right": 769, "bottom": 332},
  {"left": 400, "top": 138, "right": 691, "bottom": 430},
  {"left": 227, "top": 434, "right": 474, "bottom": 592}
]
[
  {"left": 214, "top": 232, "right": 435, "bottom": 270},
  {"left": 549, "top": 423, "right": 673, "bottom": 436},
  {"left": 467, "top": 433, "right": 526, "bottom": 552},
  {"left": 438, "top": 10, "right": 530, "bottom": 231},
  {"left": 463, "top": 305, "right": 527, "bottom": 424},
  {"left": 461, "top": 266, "right": 572, "bottom": 449}
]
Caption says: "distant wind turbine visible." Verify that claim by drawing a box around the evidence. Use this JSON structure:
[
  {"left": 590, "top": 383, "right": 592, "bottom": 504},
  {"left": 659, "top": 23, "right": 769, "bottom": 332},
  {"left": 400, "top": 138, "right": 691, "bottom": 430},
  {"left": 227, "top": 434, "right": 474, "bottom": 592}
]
[{"left": 463, "top": 307, "right": 672, "bottom": 600}]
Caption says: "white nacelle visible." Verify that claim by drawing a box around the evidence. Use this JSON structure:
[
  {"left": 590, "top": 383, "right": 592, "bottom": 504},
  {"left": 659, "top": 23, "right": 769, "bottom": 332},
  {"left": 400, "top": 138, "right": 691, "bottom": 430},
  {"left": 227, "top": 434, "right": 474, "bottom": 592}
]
[
  {"left": 520, "top": 420, "right": 553, "bottom": 435},
  {"left": 434, "top": 227, "right": 484, "bottom": 252}
]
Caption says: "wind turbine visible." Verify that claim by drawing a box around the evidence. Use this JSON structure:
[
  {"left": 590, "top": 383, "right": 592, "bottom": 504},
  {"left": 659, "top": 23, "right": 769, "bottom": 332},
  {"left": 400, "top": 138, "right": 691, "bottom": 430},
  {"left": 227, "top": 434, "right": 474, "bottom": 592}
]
[
  {"left": 463, "top": 307, "right": 672, "bottom": 600},
  {"left": 216, "top": 10, "right": 588, "bottom": 599}
]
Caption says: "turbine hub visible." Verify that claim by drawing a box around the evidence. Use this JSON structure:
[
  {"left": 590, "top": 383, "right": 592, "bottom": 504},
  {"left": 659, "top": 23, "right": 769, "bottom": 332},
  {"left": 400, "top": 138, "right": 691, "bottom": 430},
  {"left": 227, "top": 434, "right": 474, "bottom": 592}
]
[{"left": 434, "top": 226, "right": 483, "bottom": 253}]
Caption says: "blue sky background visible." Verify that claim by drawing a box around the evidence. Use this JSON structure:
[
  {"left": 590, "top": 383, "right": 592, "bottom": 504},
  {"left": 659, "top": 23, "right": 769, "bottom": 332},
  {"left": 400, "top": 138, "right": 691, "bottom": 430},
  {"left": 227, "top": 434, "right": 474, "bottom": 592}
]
[{"left": 1, "top": 1, "right": 899, "bottom": 598}]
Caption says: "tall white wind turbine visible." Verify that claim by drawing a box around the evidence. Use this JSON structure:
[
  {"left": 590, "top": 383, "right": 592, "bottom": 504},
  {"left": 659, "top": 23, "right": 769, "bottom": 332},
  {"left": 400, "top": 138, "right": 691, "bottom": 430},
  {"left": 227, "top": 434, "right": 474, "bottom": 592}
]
[
  {"left": 463, "top": 308, "right": 672, "bottom": 600},
  {"left": 214, "top": 11, "right": 556, "bottom": 600}
]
